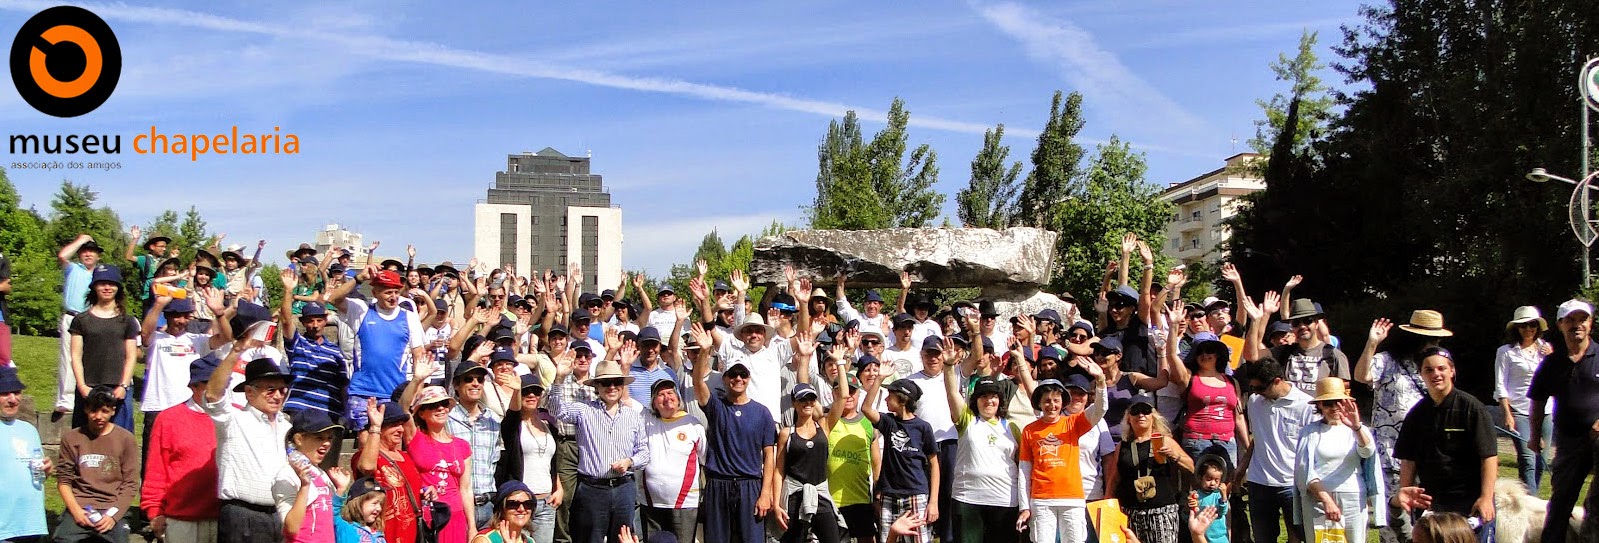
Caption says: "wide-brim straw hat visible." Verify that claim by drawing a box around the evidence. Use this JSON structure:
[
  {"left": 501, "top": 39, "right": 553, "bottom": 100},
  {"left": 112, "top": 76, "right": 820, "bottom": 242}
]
[
  {"left": 1313, "top": 377, "right": 1354, "bottom": 403},
  {"left": 582, "top": 359, "right": 636, "bottom": 387},
  {"left": 1397, "top": 309, "right": 1453, "bottom": 337},
  {"left": 1506, "top": 306, "right": 1548, "bottom": 332}
]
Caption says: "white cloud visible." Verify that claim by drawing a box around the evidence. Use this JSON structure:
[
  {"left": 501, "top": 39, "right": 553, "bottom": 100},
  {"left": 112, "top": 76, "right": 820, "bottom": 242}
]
[
  {"left": 972, "top": 1, "right": 1209, "bottom": 135},
  {"left": 0, "top": 0, "right": 1017, "bottom": 136}
]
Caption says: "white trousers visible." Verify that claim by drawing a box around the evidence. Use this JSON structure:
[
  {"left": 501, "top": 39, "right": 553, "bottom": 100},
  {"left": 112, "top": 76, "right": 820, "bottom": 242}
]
[
  {"left": 56, "top": 313, "right": 75, "bottom": 411},
  {"left": 1031, "top": 503, "right": 1087, "bottom": 543}
]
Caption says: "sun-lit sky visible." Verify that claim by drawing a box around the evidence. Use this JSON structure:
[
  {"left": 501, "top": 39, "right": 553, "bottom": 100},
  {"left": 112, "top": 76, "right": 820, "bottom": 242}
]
[{"left": 0, "top": 0, "right": 1361, "bottom": 277}]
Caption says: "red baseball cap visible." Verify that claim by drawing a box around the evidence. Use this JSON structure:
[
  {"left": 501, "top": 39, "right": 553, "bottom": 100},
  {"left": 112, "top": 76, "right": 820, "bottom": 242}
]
[{"left": 371, "top": 269, "right": 404, "bottom": 288}]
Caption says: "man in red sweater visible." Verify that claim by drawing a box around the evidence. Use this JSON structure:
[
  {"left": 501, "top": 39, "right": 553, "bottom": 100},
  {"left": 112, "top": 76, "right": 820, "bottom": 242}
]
[{"left": 142, "top": 358, "right": 222, "bottom": 542}]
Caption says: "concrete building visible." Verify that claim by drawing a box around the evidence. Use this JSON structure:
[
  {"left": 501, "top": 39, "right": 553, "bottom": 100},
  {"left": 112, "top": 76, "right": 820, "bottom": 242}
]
[
  {"left": 473, "top": 148, "right": 623, "bottom": 287},
  {"left": 1158, "top": 153, "right": 1265, "bottom": 265}
]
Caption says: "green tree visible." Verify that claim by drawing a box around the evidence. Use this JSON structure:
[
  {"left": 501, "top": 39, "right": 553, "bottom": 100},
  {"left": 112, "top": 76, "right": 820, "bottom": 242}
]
[
  {"left": 1245, "top": 29, "right": 1335, "bottom": 171},
  {"left": 46, "top": 181, "right": 124, "bottom": 251},
  {"left": 809, "top": 98, "right": 944, "bottom": 229},
  {"left": 179, "top": 206, "right": 211, "bottom": 254},
  {"left": 0, "top": 168, "right": 59, "bottom": 334},
  {"left": 1051, "top": 136, "right": 1174, "bottom": 299},
  {"left": 957, "top": 124, "right": 1024, "bottom": 229},
  {"left": 1015, "top": 91, "right": 1087, "bottom": 228},
  {"left": 260, "top": 264, "right": 285, "bottom": 312},
  {"left": 1227, "top": 0, "right": 1599, "bottom": 398}
]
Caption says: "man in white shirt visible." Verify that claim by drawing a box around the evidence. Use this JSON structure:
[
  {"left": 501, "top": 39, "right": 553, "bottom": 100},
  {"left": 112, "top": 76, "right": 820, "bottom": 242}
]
[
  {"left": 1235, "top": 357, "right": 1316, "bottom": 543},
  {"left": 715, "top": 314, "right": 816, "bottom": 421},
  {"left": 907, "top": 335, "right": 959, "bottom": 541},
  {"left": 138, "top": 296, "right": 227, "bottom": 467},
  {"left": 204, "top": 338, "right": 293, "bottom": 543},
  {"left": 835, "top": 273, "right": 889, "bottom": 337},
  {"left": 646, "top": 285, "right": 681, "bottom": 338}
]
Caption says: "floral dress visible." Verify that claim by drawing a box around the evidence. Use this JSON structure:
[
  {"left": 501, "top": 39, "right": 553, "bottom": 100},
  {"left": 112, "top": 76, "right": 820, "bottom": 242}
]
[{"left": 408, "top": 432, "right": 472, "bottom": 543}]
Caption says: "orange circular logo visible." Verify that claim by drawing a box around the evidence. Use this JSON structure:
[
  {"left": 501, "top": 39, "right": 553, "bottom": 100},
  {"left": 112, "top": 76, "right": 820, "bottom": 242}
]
[{"left": 10, "top": 6, "right": 121, "bottom": 117}]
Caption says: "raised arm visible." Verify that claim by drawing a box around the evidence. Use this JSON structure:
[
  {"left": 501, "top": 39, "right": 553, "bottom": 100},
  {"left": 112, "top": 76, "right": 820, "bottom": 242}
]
[
  {"left": 942, "top": 356, "right": 963, "bottom": 423},
  {"left": 1241, "top": 292, "right": 1276, "bottom": 363},
  {"left": 59, "top": 234, "right": 92, "bottom": 267},
  {"left": 1220, "top": 263, "right": 1247, "bottom": 327},
  {"left": 1166, "top": 303, "right": 1192, "bottom": 387},
  {"left": 142, "top": 295, "right": 171, "bottom": 344},
  {"left": 123, "top": 226, "right": 141, "bottom": 263},
  {"left": 861, "top": 367, "right": 883, "bottom": 425},
  {"left": 826, "top": 345, "right": 849, "bottom": 430},
  {"left": 1136, "top": 239, "right": 1155, "bottom": 324},
  {"left": 326, "top": 264, "right": 372, "bottom": 311},
  {"left": 689, "top": 323, "right": 716, "bottom": 406},
  {"left": 205, "top": 335, "right": 249, "bottom": 404},
  {"left": 1279, "top": 275, "right": 1302, "bottom": 321},
  {"left": 1118, "top": 232, "right": 1135, "bottom": 287},
  {"left": 792, "top": 273, "right": 813, "bottom": 338},
  {"left": 1353, "top": 318, "right": 1391, "bottom": 385},
  {"left": 895, "top": 271, "right": 911, "bottom": 315}
]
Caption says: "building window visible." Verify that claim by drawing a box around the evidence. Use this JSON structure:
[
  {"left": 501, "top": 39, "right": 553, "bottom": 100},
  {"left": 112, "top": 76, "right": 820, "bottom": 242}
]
[
  {"left": 1190, "top": 210, "right": 1202, "bottom": 221},
  {"left": 499, "top": 213, "right": 518, "bottom": 270},
  {"left": 533, "top": 235, "right": 541, "bottom": 246},
  {"left": 510, "top": 163, "right": 519, "bottom": 173},
  {"left": 531, "top": 216, "right": 539, "bottom": 225}
]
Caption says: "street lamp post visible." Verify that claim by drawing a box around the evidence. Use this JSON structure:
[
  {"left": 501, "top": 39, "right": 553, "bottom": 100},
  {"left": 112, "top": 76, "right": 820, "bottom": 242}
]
[{"left": 1526, "top": 168, "right": 1599, "bottom": 288}]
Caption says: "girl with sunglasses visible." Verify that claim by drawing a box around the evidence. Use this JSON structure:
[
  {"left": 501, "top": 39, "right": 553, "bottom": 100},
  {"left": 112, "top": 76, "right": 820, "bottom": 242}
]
[
  {"left": 406, "top": 383, "right": 474, "bottom": 543},
  {"left": 494, "top": 374, "right": 562, "bottom": 543},
  {"left": 1494, "top": 306, "right": 1553, "bottom": 494}
]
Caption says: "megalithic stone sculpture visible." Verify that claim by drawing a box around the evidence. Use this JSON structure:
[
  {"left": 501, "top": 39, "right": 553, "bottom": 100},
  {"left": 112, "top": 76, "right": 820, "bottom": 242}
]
[{"left": 752, "top": 227, "right": 1079, "bottom": 327}]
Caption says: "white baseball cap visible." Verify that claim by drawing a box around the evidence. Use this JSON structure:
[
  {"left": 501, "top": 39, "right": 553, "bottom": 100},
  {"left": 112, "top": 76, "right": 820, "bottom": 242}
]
[{"left": 1556, "top": 299, "right": 1594, "bottom": 319}]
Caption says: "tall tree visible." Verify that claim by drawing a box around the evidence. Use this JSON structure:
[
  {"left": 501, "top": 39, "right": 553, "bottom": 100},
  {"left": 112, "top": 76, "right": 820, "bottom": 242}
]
[
  {"left": 1015, "top": 91, "right": 1087, "bottom": 228},
  {"left": 809, "top": 98, "right": 944, "bottom": 229},
  {"left": 46, "top": 181, "right": 124, "bottom": 251},
  {"left": 957, "top": 124, "right": 1024, "bottom": 229},
  {"left": 179, "top": 206, "right": 210, "bottom": 254},
  {"left": 146, "top": 210, "right": 180, "bottom": 249},
  {"left": 1248, "top": 30, "right": 1335, "bottom": 158},
  {"left": 1227, "top": 0, "right": 1599, "bottom": 398},
  {"left": 0, "top": 168, "right": 57, "bottom": 334},
  {"left": 1051, "top": 136, "right": 1174, "bottom": 299}
]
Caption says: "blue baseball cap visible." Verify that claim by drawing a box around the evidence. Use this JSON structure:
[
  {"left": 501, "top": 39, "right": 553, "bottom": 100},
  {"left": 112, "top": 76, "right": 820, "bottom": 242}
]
[
  {"left": 637, "top": 327, "right": 663, "bottom": 345},
  {"left": 90, "top": 266, "right": 122, "bottom": 285},
  {"left": 162, "top": 297, "right": 195, "bottom": 314},
  {"left": 791, "top": 383, "right": 819, "bottom": 401},
  {"left": 1035, "top": 309, "right": 1062, "bottom": 325},
  {"left": 1110, "top": 285, "right": 1139, "bottom": 305},
  {"left": 853, "top": 353, "right": 880, "bottom": 372},
  {"left": 491, "top": 346, "right": 518, "bottom": 365},
  {"left": 0, "top": 366, "right": 25, "bottom": 394},
  {"left": 299, "top": 303, "right": 327, "bottom": 318},
  {"left": 864, "top": 290, "right": 884, "bottom": 303},
  {"left": 1095, "top": 336, "right": 1124, "bottom": 354},
  {"left": 920, "top": 335, "right": 944, "bottom": 352}
]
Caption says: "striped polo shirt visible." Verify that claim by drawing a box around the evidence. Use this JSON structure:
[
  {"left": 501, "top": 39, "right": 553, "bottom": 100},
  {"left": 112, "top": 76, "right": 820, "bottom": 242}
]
[{"left": 285, "top": 331, "right": 348, "bottom": 418}]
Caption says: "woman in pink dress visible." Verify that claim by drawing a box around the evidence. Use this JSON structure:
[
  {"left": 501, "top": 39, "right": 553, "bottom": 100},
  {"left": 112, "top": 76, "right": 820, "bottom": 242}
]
[{"left": 409, "top": 385, "right": 475, "bottom": 543}]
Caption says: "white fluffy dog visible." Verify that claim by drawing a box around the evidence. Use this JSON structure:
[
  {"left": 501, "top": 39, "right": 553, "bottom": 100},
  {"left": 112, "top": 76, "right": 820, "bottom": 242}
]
[{"left": 1494, "top": 478, "right": 1585, "bottom": 543}]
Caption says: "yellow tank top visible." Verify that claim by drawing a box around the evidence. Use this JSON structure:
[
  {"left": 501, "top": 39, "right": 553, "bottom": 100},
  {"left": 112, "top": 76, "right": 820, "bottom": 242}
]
[{"left": 827, "top": 415, "right": 876, "bottom": 506}]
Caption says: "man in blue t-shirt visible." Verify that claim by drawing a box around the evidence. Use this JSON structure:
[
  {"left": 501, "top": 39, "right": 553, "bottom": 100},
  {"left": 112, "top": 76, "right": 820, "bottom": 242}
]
[
  {"left": 54, "top": 236, "right": 104, "bottom": 415},
  {"left": 329, "top": 266, "right": 426, "bottom": 430},
  {"left": 689, "top": 323, "right": 777, "bottom": 543},
  {"left": 0, "top": 366, "right": 48, "bottom": 541},
  {"left": 276, "top": 269, "right": 348, "bottom": 424}
]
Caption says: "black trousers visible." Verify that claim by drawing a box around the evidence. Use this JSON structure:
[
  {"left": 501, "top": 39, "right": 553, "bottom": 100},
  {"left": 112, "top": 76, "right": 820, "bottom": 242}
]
[{"left": 217, "top": 501, "right": 281, "bottom": 543}]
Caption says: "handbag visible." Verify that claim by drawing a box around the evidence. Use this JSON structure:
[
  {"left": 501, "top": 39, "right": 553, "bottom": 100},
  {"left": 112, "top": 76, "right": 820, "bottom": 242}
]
[{"left": 1133, "top": 440, "right": 1157, "bottom": 502}]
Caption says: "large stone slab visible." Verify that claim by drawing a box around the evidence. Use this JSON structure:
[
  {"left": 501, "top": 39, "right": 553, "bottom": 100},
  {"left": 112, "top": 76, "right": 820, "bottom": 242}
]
[{"left": 752, "top": 227, "right": 1058, "bottom": 288}]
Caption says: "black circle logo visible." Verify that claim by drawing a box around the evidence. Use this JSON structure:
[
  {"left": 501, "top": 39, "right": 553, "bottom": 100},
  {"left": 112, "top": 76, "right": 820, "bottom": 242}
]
[{"left": 9, "top": 6, "right": 121, "bottom": 118}]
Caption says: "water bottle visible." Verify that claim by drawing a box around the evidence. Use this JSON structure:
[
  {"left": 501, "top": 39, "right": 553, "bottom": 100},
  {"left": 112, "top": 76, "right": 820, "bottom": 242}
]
[
  {"left": 28, "top": 458, "right": 46, "bottom": 486},
  {"left": 85, "top": 506, "right": 102, "bottom": 524}
]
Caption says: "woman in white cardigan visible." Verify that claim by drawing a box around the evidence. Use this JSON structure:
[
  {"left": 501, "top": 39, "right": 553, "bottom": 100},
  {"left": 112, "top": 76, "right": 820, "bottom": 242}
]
[{"left": 1294, "top": 377, "right": 1386, "bottom": 542}]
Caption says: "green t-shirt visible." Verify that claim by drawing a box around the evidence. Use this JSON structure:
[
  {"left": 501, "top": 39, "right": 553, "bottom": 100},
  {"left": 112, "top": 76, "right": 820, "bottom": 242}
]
[{"left": 827, "top": 415, "right": 876, "bottom": 506}]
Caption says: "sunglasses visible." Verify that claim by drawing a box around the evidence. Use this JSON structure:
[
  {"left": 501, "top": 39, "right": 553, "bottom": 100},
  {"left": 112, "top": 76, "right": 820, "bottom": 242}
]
[
  {"left": 1111, "top": 301, "right": 1136, "bottom": 309},
  {"left": 421, "top": 401, "right": 452, "bottom": 411},
  {"left": 1128, "top": 406, "right": 1154, "bottom": 416},
  {"left": 258, "top": 386, "right": 290, "bottom": 396},
  {"left": 1068, "top": 333, "right": 1089, "bottom": 341},
  {"left": 1291, "top": 317, "right": 1320, "bottom": 327},
  {"left": 1318, "top": 400, "right": 1343, "bottom": 408},
  {"left": 522, "top": 388, "right": 544, "bottom": 397},
  {"left": 862, "top": 339, "right": 882, "bottom": 346},
  {"left": 503, "top": 499, "right": 534, "bottom": 511},
  {"left": 724, "top": 371, "right": 751, "bottom": 380},
  {"left": 459, "top": 375, "right": 486, "bottom": 384},
  {"left": 594, "top": 379, "right": 625, "bottom": 388}
]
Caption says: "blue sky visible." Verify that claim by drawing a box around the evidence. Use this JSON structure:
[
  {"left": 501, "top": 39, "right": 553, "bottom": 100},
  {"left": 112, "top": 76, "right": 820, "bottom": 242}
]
[{"left": 1, "top": 0, "right": 1361, "bottom": 277}]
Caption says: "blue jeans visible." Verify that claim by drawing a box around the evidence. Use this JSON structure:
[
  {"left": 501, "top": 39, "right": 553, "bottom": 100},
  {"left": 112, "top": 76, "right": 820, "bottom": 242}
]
[
  {"left": 1510, "top": 412, "right": 1551, "bottom": 493},
  {"left": 529, "top": 499, "right": 556, "bottom": 543},
  {"left": 1182, "top": 436, "right": 1239, "bottom": 469},
  {"left": 573, "top": 477, "right": 637, "bottom": 543},
  {"left": 1247, "top": 482, "right": 1299, "bottom": 543}
]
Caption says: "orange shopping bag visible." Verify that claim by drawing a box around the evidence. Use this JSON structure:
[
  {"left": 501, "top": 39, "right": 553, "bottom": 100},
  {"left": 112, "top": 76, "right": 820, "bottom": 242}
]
[{"left": 1088, "top": 499, "right": 1129, "bottom": 543}]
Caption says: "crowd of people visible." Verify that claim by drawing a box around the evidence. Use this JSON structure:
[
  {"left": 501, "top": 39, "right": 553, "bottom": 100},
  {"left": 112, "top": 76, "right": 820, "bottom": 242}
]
[{"left": 0, "top": 229, "right": 1596, "bottom": 543}]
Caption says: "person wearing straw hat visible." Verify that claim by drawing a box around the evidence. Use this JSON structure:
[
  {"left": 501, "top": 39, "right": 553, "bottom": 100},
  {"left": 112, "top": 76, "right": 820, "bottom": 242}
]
[
  {"left": 1353, "top": 309, "right": 1450, "bottom": 543},
  {"left": 122, "top": 226, "right": 170, "bottom": 313},
  {"left": 1257, "top": 298, "right": 1349, "bottom": 398},
  {"left": 1392, "top": 347, "right": 1498, "bottom": 543},
  {"left": 717, "top": 312, "right": 818, "bottom": 422},
  {"left": 1529, "top": 299, "right": 1599, "bottom": 543},
  {"left": 1494, "top": 306, "right": 1553, "bottom": 494},
  {"left": 547, "top": 344, "right": 648, "bottom": 543},
  {"left": 1292, "top": 377, "right": 1384, "bottom": 543}
]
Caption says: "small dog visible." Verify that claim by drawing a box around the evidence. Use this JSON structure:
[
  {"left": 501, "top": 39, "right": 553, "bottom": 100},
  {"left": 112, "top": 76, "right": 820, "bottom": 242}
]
[{"left": 1494, "top": 478, "right": 1585, "bottom": 543}]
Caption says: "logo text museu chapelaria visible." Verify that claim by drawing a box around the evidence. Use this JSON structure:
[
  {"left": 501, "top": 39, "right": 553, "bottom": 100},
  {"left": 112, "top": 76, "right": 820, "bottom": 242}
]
[{"left": 8, "top": 6, "right": 300, "bottom": 161}]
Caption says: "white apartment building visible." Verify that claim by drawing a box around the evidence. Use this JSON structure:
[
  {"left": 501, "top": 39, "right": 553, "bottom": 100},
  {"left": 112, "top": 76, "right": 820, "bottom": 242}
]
[{"left": 1159, "top": 153, "right": 1266, "bottom": 265}]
